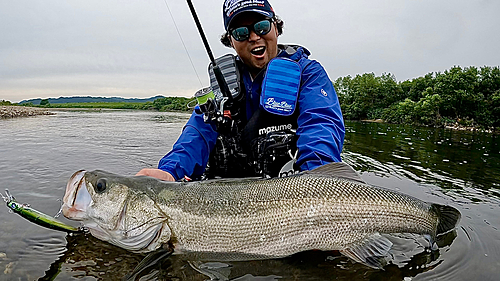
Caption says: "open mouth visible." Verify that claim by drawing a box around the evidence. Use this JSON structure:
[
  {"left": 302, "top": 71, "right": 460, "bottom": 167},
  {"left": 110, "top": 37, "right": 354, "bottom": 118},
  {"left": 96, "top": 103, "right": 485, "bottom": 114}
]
[
  {"left": 251, "top": 46, "right": 266, "bottom": 56},
  {"left": 62, "top": 170, "right": 92, "bottom": 220}
]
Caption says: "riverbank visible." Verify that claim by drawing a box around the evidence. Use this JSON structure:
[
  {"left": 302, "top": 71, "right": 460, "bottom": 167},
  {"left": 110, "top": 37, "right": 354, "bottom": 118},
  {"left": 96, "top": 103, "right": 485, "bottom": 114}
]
[
  {"left": 0, "top": 106, "right": 54, "bottom": 119},
  {"left": 360, "top": 119, "right": 497, "bottom": 134},
  {"left": 444, "top": 122, "right": 496, "bottom": 134},
  {"left": 360, "top": 119, "right": 500, "bottom": 134}
]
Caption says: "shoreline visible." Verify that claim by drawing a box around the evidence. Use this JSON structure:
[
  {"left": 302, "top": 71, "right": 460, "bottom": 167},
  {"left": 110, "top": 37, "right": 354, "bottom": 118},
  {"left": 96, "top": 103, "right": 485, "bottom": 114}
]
[
  {"left": 360, "top": 119, "right": 496, "bottom": 134},
  {"left": 2, "top": 106, "right": 496, "bottom": 134},
  {"left": 0, "top": 106, "right": 54, "bottom": 119}
]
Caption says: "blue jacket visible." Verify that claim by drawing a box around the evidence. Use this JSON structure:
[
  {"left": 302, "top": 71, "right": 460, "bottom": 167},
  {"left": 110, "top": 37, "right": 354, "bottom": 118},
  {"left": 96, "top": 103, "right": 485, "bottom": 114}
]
[{"left": 158, "top": 45, "right": 345, "bottom": 180}]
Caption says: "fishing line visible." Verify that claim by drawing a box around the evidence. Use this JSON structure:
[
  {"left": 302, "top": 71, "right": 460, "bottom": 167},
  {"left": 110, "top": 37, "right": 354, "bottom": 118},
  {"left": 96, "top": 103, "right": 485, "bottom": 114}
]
[{"left": 162, "top": 0, "right": 204, "bottom": 88}]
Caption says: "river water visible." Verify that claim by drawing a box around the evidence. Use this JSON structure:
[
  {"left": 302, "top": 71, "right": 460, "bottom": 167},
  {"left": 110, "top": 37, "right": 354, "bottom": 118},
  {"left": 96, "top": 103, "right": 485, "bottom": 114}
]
[{"left": 0, "top": 110, "right": 499, "bottom": 280}]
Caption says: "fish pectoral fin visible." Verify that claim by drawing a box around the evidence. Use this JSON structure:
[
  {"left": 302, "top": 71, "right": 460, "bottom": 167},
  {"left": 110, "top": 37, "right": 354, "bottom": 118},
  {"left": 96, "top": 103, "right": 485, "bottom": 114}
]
[
  {"left": 340, "top": 233, "right": 393, "bottom": 269},
  {"left": 188, "top": 261, "right": 232, "bottom": 281},
  {"left": 124, "top": 247, "right": 173, "bottom": 281},
  {"left": 305, "top": 162, "right": 366, "bottom": 184}
]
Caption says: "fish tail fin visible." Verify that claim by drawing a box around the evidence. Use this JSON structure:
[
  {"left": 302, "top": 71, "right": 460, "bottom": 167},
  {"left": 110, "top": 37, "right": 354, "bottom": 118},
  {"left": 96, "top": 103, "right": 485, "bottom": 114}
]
[{"left": 431, "top": 204, "right": 461, "bottom": 236}]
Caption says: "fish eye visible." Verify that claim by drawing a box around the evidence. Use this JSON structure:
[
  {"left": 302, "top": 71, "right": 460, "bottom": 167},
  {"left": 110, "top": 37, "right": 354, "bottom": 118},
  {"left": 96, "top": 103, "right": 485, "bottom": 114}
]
[{"left": 95, "top": 178, "right": 107, "bottom": 193}]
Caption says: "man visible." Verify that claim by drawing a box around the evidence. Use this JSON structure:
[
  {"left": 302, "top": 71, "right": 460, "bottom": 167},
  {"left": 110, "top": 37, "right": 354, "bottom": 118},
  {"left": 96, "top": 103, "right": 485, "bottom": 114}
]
[{"left": 137, "top": 0, "right": 344, "bottom": 181}]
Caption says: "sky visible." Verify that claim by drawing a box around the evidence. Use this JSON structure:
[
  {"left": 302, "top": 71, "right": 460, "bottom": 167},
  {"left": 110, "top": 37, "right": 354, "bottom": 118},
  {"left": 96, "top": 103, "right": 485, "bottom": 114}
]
[{"left": 1, "top": 0, "right": 499, "bottom": 103}]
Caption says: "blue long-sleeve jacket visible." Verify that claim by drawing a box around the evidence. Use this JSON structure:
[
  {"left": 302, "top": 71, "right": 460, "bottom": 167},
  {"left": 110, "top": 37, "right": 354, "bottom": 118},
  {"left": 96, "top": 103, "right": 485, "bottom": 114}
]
[{"left": 159, "top": 45, "right": 345, "bottom": 180}]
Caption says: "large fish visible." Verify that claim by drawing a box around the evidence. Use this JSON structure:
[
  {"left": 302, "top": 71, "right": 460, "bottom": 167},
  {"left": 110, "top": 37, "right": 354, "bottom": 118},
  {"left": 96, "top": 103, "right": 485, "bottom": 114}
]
[{"left": 61, "top": 162, "right": 460, "bottom": 268}]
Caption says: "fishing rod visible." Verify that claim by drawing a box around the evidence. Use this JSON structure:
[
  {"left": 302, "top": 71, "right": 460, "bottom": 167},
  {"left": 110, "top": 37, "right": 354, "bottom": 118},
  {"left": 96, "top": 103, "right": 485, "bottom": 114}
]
[{"left": 185, "top": 0, "right": 233, "bottom": 103}]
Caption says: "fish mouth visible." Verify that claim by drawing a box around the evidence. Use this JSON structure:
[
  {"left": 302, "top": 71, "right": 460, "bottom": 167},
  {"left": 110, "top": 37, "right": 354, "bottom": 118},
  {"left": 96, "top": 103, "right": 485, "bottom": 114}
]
[{"left": 62, "top": 170, "right": 92, "bottom": 220}]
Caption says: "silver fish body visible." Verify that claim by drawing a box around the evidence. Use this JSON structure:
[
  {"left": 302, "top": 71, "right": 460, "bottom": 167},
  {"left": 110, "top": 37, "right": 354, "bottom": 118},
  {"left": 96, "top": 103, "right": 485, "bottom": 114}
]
[{"left": 62, "top": 162, "right": 460, "bottom": 268}]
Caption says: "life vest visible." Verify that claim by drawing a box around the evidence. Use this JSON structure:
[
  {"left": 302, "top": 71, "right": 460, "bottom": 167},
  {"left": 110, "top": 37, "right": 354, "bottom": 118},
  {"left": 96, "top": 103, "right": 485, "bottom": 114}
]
[{"left": 204, "top": 54, "right": 301, "bottom": 178}]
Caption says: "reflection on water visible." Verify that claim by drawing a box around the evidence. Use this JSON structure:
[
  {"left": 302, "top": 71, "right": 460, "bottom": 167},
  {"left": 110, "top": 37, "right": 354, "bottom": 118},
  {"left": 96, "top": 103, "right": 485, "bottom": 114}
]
[
  {"left": 36, "top": 234, "right": 445, "bottom": 281},
  {"left": 343, "top": 121, "right": 500, "bottom": 281},
  {"left": 344, "top": 121, "right": 499, "bottom": 191},
  {"left": 0, "top": 111, "right": 499, "bottom": 280}
]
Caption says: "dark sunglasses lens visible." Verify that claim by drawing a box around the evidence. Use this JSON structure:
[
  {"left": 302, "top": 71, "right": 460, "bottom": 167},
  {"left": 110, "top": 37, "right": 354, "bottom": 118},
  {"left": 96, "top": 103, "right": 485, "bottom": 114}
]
[
  {"left": 230, "top": 19, "right": 272, "bottom": 41},
  {"left": 254, "top": 20, "right": 271, "bottom": 35},
  {"left": 232, "top": 27, "right": 250, "bottom": 41}
]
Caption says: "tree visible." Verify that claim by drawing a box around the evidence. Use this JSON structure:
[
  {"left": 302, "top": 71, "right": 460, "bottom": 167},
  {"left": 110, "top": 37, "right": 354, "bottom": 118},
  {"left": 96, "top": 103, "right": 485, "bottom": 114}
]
[
  {"left": 334, "top": 65, "right": 500, "bottom": 129},
  {"left": 40, "top": 99, "right": 50, "bottom": 107}
]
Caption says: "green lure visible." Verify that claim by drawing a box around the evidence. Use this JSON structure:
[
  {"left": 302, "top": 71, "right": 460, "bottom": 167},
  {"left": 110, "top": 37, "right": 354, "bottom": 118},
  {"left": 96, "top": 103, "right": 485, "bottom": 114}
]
[{"left": 2, "top": 189, "right": 82, "bottom": 233}]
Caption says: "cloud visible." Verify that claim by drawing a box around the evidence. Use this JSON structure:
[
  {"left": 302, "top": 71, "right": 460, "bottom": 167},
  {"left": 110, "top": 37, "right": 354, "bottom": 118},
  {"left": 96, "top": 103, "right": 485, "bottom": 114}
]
[{"left": 1, "top": 0, "right": 499, "bottom": 102}]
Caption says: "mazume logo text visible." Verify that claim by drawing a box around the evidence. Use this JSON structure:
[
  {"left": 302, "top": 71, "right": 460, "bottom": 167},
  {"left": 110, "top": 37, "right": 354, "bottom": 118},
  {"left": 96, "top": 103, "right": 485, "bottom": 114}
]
[{"left": 259, "top": 124, "right": 293, "bottom": 135}]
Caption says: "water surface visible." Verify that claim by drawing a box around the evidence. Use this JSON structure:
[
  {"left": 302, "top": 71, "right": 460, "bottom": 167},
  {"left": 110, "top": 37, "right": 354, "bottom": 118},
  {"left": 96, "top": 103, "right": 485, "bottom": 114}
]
[{"left": 0, "top": 110, "right": 499, "bottom": 280}]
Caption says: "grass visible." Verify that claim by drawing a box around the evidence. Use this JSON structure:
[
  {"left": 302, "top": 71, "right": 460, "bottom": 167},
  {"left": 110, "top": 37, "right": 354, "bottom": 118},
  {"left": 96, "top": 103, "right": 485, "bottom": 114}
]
[{"left": 44, "top": 102, "right": 153, "bottom": 110}]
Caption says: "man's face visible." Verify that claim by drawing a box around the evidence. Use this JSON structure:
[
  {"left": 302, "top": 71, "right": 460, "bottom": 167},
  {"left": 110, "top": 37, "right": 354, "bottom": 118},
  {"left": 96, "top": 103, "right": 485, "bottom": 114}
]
[{"left": 229, "top": 13, "right": 278, "bottom": 78}]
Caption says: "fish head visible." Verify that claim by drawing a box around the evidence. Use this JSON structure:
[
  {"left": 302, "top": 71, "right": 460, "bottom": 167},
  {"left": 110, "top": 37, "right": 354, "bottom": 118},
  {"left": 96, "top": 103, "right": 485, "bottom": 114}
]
[{"left": 62, "top": 170, "right": 171, "bottom": 253}]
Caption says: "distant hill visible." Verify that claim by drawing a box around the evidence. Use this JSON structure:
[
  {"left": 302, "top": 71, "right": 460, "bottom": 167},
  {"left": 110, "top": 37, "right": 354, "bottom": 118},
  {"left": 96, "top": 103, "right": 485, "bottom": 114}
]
[{"left": 19, "top": 95, "right": 165, "bottom": 105}]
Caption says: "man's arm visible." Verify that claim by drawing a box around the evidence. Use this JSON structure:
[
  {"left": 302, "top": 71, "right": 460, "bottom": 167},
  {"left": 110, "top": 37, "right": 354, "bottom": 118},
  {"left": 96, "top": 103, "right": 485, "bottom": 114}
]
[
  {"left": 135, "top": 168, "right": 175, "bottom": 181},
  {"left": 295, "top": 61, "right": 345, "bottom": 171},
  {"left": 151, "top": 111, "right": 218, "bottom": 181}
]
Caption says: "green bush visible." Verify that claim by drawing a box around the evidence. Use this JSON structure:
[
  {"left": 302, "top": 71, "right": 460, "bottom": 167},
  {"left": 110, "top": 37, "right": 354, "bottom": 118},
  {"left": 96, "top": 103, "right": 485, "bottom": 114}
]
[
  {"left": 335, "top": 65, "right": 500, "bottom": 129},
  {"left": 152, "top": 97, "right": 194, "bottom": 112}
]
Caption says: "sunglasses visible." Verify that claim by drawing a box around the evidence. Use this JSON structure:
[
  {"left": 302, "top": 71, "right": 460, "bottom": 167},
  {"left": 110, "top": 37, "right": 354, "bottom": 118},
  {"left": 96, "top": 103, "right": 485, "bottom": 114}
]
[{"left": 229, "top": 18, "right": 274, "bottom": 41}]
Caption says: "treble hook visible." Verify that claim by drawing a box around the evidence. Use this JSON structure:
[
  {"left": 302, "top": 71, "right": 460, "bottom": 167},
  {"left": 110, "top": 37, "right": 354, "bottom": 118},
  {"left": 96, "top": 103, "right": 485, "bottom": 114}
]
[{"left": 1, "top": 189, "right": 14, "bottom": 203}]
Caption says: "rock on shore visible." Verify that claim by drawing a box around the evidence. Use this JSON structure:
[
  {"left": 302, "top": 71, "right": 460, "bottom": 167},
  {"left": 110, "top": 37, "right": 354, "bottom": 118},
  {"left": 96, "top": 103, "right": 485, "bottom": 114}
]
[{"left": 0, "top": 106, "right": 54, "bottom": 119}]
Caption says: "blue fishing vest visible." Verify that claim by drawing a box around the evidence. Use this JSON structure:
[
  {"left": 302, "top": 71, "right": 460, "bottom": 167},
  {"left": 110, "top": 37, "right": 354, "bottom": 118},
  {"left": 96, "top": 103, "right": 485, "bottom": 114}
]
[{"left": 205, "top": 55, "right": 302, "bottom": 178}]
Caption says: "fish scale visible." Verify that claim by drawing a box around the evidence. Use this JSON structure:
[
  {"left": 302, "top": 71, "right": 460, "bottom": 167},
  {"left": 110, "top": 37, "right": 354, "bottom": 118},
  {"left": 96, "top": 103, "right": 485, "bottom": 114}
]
[
  {"left": 62, "top": 162, "right": 461, "bottom": 268},
  {"left": 160, "top": 176, "right": 435, "bottom": 256}
]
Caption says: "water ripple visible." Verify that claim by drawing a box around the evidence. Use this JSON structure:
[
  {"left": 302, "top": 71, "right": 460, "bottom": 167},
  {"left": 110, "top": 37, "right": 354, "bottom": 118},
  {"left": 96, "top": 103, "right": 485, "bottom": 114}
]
[{"left": 1, "top": 112, "right": 499, "bottom": 280}]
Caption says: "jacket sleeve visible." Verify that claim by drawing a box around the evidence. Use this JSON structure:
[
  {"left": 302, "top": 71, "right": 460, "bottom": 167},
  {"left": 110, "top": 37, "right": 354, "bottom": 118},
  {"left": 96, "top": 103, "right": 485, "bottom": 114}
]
[
  {"left": 296, "top": 60, "right": 345, "bottom": 171},
  {"left": 158, "top": 111, "right": 218, "bottom": 180}
]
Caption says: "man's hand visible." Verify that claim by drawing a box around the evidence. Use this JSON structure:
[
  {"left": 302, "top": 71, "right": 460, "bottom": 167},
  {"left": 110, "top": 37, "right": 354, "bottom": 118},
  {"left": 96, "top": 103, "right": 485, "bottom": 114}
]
[{"left": 136, "top": 168, "right": 175, "bottom": 182}]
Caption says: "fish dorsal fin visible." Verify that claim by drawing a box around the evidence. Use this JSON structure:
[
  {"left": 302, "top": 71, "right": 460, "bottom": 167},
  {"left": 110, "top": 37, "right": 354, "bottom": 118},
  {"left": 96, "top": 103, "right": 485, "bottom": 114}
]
[
  {"left": 304, "top": 162, "right": 366, "bottom": 184},
  {"left": 340, "top": 233, "right": 393, "bottom": 269}
]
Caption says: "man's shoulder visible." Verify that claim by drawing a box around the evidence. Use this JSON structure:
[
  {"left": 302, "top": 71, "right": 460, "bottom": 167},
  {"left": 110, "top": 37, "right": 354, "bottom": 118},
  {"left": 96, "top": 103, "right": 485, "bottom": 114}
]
[
  {"left": 278, "top": 44, "right": 326, "bottom": 75},
  {"left": 278, "top": 44, "right": 311, "bottom": 59},
  {"left": 278, "top": 44, "right": 317, "bottom": 68}
]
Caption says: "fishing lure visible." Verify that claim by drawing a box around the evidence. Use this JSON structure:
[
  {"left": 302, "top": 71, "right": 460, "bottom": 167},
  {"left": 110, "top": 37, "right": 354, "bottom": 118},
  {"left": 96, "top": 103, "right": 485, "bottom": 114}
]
[{"left": 2, "top": 189, "right": 82, "bottom": 233}]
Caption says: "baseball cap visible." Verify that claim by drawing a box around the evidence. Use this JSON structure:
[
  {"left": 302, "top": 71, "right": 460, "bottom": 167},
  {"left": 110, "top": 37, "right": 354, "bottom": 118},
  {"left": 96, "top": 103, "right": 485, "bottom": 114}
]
[{"left": 223, "top": 0, "right": 275, "bottom": 30}]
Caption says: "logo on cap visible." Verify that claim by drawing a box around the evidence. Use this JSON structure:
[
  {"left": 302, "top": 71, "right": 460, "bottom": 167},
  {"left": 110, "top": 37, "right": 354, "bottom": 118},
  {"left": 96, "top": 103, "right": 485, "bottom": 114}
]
[
  {"left": 223, "top": 0, "right": 274, "bottom": 29},
  {"left": 225, "top": 0, "right": 266, "bottom": 16}
]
